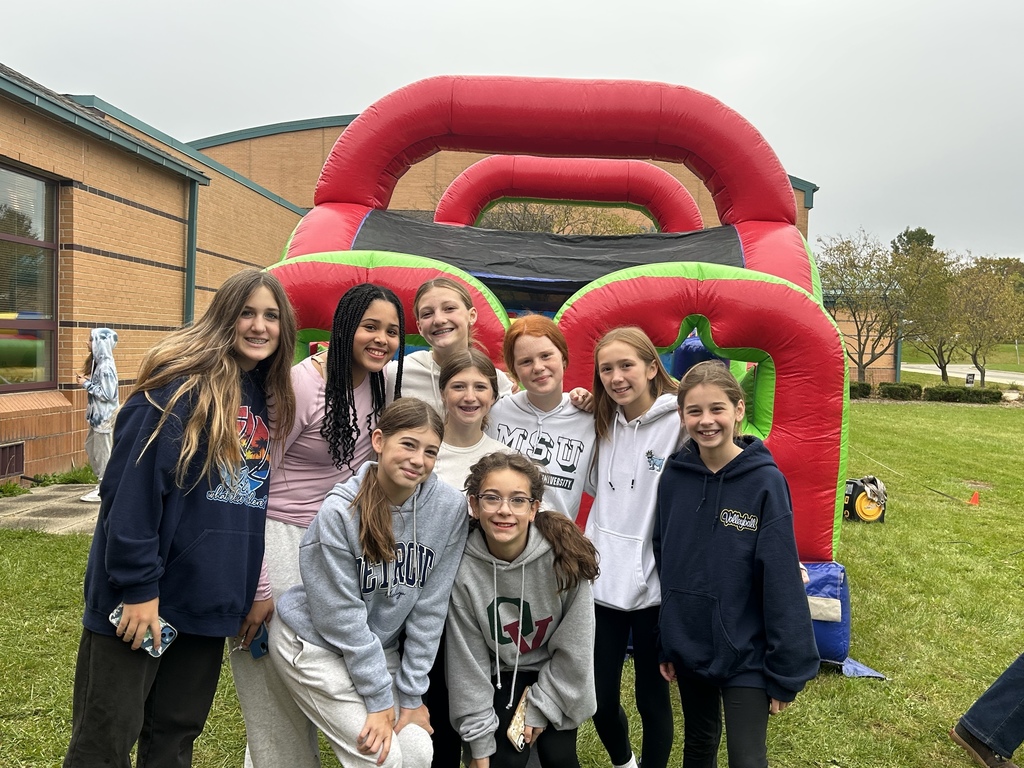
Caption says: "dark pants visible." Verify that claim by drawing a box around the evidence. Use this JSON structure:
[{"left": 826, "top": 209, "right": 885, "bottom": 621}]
[
  {"left": 488, "top": 670, "right": 580, "bottom": 768},
  {"left": 677, "top": 680, "right": 769, "bottom": 768},
  {"left": 64, "top": 628, "right": 224, "bottom": 768},
  {"left": 961, "top": 650, "right": 1024, "bottom": 759},
  {"left": 592, "top": 605, "right": 673, "bottom": 768},
  {"left": 427, "top": 630, "right": 463, "bottom": 767}
]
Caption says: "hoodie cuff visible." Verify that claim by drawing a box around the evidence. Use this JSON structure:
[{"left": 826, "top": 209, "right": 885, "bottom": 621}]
[
  {"left": 469, "top": 734, "right": 497, "bottom": 760},
  {"left": 365, "top": 686, "right": 396, "bottom": 715},
  {"left": 397, "top": 690, "right": 423, "bottom": 710}
]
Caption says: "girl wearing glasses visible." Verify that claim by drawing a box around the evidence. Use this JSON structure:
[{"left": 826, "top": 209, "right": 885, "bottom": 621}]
[{"left": 447, "top": 452, "right": 598, "bottom": 768}]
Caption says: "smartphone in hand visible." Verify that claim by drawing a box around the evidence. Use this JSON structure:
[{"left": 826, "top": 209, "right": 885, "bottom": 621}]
[{"left": 109, "top": 603, "right": 177, "bottom": 658}]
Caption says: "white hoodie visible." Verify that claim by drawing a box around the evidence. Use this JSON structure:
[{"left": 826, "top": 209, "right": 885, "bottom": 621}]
[
  {"left": 386, "top": 350, "right": 514, "bottom": 417},
  {"left": 486, "top": 391, "right": 596, "bottom": 520},
  {"left": 585, "top": 393, "right": 683, "bottom": 611}
]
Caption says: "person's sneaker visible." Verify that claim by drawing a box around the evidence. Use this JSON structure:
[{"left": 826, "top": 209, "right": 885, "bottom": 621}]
[
  {"left": 950, "top": 723, "right": 1020, "bottom": 768},
  {"left": 79, "top": 487, "right": 101, "bottom": 503}
]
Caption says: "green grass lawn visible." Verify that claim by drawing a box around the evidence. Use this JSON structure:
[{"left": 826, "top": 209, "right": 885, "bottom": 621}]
[
  {"left": 901, "top": 341, "right": 1024, "bottom": 374},
  {"left": 3, "top": 400, "right": 1023, "bottom": 766}
]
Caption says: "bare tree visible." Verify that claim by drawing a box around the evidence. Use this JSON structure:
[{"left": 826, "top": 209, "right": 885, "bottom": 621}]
[{"left": 477, "top": 201, "right": 651, "bottom": 235}]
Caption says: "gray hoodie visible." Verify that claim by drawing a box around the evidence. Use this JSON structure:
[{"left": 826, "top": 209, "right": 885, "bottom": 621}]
[
  {"left": 82, "top": 327, "right": 119, "bottom": 432},
  {"left": 446, "top": 521, "right": 596, "bottom": 759},
  {"left": 276, "top": 463, "right": 469, "bottom": 713}
]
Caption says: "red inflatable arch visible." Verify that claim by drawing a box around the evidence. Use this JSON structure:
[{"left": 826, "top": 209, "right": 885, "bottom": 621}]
[
  {"left": 433, "top": 155, "right": 704, "bottom": 233},
  {"left": 556, "top": 262, "right": 846, "bottom": 562},
  {"left": 285, "top": 75, "right": 814, "bottom": 293}
]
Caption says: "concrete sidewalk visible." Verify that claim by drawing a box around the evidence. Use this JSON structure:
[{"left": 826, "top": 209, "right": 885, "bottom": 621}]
[{"left": 0, "top": 484, "right": 99, "bottom": 534}]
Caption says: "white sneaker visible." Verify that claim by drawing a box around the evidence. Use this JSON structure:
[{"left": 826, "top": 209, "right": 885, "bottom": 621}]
[{"left": 80, "top": 487, "right": 101, "bottom": 503}]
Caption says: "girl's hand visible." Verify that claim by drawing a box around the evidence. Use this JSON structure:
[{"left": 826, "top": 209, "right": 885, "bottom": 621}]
[
  {"left": 524, "top": 725, "right": 544, "bottom": 744},
  {"left": 769, "top": 697, "right": 792, "bottom": 715},
  {"left": 116, "top": 598, "right": 162, "bottom": 653},
  {"left": 659, "top": 661, "right": 677, "bottom": 682},
  {"left": 468, "top": 758, "right": 490, "bottom": 768},
  {"left": 358, "top": 709, "right": 396, "bottom": 765},
  {"left": 568, "top": 387, "right": 595, "bottom": 413},
  {"left": 395, "top": 704, "right": 432, "bottom": 734},
  {"left": 237, "top": 598, "right": 274, "bottom": 648}
]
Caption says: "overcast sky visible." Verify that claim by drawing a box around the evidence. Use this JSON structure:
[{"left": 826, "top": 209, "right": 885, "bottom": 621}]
[{"left": 5, "top": 1, "right": 1023, "bottom": 259}]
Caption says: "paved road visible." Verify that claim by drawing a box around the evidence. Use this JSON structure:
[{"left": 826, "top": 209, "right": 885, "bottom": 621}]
[
  {"left": 901, "top": 364, "right": 1024, "bottom": 386},
  {"left": 0, "top": 484, "right": 98, "bottom": 534}
]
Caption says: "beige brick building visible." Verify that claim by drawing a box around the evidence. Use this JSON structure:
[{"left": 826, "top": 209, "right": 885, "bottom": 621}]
[{"left": 1, "top": 64, "right": 847, "bottom": 481}]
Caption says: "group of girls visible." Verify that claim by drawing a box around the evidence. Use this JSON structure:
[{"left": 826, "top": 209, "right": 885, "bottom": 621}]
[{"left": 64, "top": 268, "right": 817, "bottom": 768}]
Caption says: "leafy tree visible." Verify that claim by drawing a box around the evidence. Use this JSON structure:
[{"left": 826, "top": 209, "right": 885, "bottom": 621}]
[
  {"left": 817, "top": 230, "right": 904, "bottom": 383},
  {"left": 897, "top": 233, "right": 963, "bottom": 384},
  {"left": 477, "top": 201, "right": 650, "bottom": 235},
  {"left": 956, "top": 257, "right": 1024, "bottom": 386}
]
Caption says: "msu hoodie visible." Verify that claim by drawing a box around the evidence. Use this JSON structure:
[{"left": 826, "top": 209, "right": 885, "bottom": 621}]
[
  {"left": 654, "top": 436, "right": 819, "bottom": 702},
  {"left": 586, "top": 393, "right": 683, "bottom": 611},
  {"left": 276, "top": 463, "right": 469, "bottom": 713},
  {"left": 446, "top": 518, "right": 596, "bottom": 759},
  {"left": 486, "top": 391, "right": 597, "bottom": 520}
]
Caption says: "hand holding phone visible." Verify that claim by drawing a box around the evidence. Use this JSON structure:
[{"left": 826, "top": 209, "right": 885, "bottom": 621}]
[{"left": 109, "top": 602, "right": 177, "bottom": 658}]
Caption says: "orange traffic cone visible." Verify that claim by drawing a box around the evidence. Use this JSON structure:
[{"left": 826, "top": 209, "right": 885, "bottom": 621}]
[{"left": 968, "top": 492, "right": 980, "bottom": 506}]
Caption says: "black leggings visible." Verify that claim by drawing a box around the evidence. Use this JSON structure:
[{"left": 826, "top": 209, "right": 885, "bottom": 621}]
[
  {"left": 490, "top": 670, "right": 580, "bottom": 768},
  {"left": 677, "top": 680, "right": 770, "bottom": 768},
  {"left": 592, "top": 605, "right": 673, "bottom": 768}
]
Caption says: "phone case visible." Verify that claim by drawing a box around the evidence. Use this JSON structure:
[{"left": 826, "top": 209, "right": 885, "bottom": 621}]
[
  {"left": 506, "top": 685, "right": 531, "bottom": 752},
  {"left": 108, "top": 603, "right": 178, "bottom": 658},
  {"left": 249, "top": 622, "right": 270, "bottom": 659}
]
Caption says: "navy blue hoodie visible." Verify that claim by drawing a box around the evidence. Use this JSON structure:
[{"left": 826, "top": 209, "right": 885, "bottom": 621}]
[
  {"left": 82, "top": 367, "right": 272, "bottom": 638},
  {"left": 654, "top": 436, "right": 818, "bottom": 702}
]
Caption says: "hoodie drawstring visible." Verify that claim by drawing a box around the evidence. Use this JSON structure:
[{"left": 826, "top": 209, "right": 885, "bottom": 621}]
[
  {"left": 607, "top": 416, "right": 642, "bottom": 491},
  {"left": 492, "top": 562, "right": 502, "bottom": 690},
  {"left": 506, "top": 565, "right": 526, "bottom": 709}
]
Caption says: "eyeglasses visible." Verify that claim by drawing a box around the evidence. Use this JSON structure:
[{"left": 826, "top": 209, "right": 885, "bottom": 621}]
[{"left": 474, "top": 493, "right": 536, "bottom": 513}]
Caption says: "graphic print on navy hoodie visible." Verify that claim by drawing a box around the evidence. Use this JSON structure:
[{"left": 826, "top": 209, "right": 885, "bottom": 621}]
[{"left": 654, "top": 435, "right": 819, "bottom": 702}]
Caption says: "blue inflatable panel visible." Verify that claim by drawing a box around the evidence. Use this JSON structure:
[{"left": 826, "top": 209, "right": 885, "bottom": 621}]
[{"left": 804, "top": 561, "right": 851, "bottom": 664}]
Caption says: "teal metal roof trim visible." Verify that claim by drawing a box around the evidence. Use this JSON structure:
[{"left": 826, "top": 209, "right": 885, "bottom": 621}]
[
  {"left": 0, "top": 65, "right": 209, "bottom": 185},
  {"left": 69, "top": 95, "right": 308, "bottom": 216},
  {"left": 788, "top": 174, "right": 819, "bottom": 209},
  {"left": 189, "top": 115, "right": 358, "bottom": 150}
]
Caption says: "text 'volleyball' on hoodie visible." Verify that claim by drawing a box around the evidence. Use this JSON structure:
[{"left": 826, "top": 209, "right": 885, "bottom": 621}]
[
  {"left": 585, "top": 392, "right": 683, "bottom": 611},
  {"left": 654, "top": 436, "right": 819, "bottom": 702},
  {"left": 276, "top": 463, "right": 469, "bottom": 713}
]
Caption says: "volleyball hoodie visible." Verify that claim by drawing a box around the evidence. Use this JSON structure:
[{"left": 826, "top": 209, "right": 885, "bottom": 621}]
[
  {"left": 654, "top": 436, "right": 819, "bottom": 702},
  {"left": 446, "top": 520, "right": 596, "bottom": 759},
  {"left": 276, "top": 463, "right": 469, "bottom": 713},
  {"left": 585, "top": 393, "right": 683, "bottom": 611}
]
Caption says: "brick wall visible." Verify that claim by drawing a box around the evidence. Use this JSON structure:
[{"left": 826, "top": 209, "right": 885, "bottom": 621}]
[{"left": 0, "top": 96, "right": 301, "bottom": 479}]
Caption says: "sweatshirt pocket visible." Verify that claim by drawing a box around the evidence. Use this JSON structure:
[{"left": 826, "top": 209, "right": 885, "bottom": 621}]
[
  {"left": 164, "top": 529, "right": 259, "bottom": 616},
  {"left": 591, "top": 526, "right": 647, "bottom": 600},
  {"left": 660, "top": 589, "right": 741, "bottom": 680}
]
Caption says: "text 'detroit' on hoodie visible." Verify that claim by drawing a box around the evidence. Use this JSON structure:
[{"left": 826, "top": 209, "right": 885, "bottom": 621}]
[
  {"left": 276, "top": 463, "right": 469, "bottom": 714},
  {"left": 386, "top": 350, "right": 514, "bottom": 418},
  {"left": 654, "top": 436, "right": 819, "bottom": 702},
  {"left": 585, "top": 392, "right": 683, "bottom": 611},
  {"left": 446, "top": 522, "right": 596, "bottom": 760},
  {"left": 486, "top": 391, "right": 597, "bottom": 520}
]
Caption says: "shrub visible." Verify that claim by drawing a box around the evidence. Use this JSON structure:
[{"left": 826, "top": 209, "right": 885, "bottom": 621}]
[
  {"left": 849, "top": 381, "right": 871, "bottom": 399},
  {"left": 923, "top": 386, "right": 964, "bottom": 402},
  {"left": 878, "top": 382, "right": 914, "bottom": 400},
  {"left": 963, "top": 387, "right": 1003, "bottom": 404},
  {"left": 905, "top": 382, "right": 923, "bottom": 400}
]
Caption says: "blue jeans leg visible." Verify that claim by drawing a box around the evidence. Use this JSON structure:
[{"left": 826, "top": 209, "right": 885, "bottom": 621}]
[{"left": 961, "top": 650, "right": 1024, "bottom": 759}]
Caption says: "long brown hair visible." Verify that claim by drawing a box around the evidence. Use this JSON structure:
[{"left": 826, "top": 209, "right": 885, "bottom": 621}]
[
  {"left": 592, "top": 326, "right": 676, "bottom": 440},
  {"left": 353, "top": 398, "right": 445, "bottom": 563},
  {"left": 465, "top": 452, "right": 599, "bottom": 592},
  {"left": 132, "top": 269, "right": 297, "bottom": 486}
]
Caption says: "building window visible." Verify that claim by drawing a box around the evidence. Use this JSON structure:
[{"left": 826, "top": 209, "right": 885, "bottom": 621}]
[{"left": 0, "top": 165, "right": 57, "bottom": 393}]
